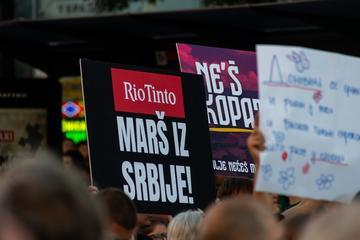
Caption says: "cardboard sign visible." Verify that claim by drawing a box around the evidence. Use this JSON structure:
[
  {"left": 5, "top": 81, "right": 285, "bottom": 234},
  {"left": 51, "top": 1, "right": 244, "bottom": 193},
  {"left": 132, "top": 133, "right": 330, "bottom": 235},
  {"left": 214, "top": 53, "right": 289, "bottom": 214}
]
[
  {"left": 176, "top": 43, "right": 259, "bottom": 178},
  {"left": 256, "top": 45, "right": 360, "bottom": 202},
  {"left": 80, "top": 59, "right": 215, "bottom": 214}
]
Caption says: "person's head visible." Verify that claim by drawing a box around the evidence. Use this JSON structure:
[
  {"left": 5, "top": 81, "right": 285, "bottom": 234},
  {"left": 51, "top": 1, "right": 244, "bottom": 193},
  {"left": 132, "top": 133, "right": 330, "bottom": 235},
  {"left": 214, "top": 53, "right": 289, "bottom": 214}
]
[
  {"left": 198, "top": 197, "right": 283, "bottom": 240},
  {"left": 300, "top": 204, "right": 360, "bottom": 240},
  {"left": 137, "top": 214, "right": 171, "bottom": 240},
  {"left": 167, "top": 210, "right": 203, "bottom": 240},
  {"left": 62, "top": 138, "right": 76, "bottom": 154},
  {"left": 98, "top": 187, "right": 137, "bottom": 240},
  {"left": 63, "top": 150, "right": 90, "bottom": 184},
  {"left": 217, "top": 177, "right": 253, "bottom": 200},
  {"left": 283, "top": 214, "right": 310, "bottom": 240},
  {"left": 0, "top": 158, "right": 104, "bottom": 240},
  {"left": 140, "top": 217, "right": 168, "bottom": 240},
  {"left": 77, "top": 140, "right": 89, "bottom": 160},
  {"left": 63, "top": 150, "right": 86, "bottom": 169}
]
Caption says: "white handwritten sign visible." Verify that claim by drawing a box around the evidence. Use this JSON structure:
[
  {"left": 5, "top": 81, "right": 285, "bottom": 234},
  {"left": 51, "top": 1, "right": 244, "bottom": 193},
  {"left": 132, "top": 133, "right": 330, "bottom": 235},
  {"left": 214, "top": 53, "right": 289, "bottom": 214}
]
[{"left": 255, "top": 45, "right": 360, "bottom": 202}]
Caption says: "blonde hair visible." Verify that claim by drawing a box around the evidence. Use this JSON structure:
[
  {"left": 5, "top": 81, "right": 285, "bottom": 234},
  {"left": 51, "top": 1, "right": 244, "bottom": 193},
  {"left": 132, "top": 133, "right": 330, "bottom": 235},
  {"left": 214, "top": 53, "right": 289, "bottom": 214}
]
[
  {"left": 167, "top": 210, "right": 204, "bottom": 240},
  {"left": 300, "top": 204, "right": 360, "bottom": 240},
  {"left": 198, "top": 197, "right": 278, "bottom": 240}
]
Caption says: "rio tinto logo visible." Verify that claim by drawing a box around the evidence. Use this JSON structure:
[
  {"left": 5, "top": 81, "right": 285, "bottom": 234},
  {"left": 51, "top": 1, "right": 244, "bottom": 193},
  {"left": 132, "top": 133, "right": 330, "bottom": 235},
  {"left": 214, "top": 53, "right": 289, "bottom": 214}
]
[
  {"left": 123, "top": 82, "right": 177, "bottom": 105},
  {"left": 111, "top": 68, "right": 185, "bottom": 118}
]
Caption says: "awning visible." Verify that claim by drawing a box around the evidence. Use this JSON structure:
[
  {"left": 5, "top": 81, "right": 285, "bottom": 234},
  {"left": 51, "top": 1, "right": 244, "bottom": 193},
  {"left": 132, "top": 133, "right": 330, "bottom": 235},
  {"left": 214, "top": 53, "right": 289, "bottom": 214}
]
[{"left": 0, "top": 0, "right": 359, "bottom": 76}]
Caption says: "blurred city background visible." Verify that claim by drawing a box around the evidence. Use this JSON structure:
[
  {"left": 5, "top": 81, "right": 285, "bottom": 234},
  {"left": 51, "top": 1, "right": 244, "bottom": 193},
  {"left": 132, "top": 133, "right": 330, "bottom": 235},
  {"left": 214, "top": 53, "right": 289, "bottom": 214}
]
[{"left": 0, "top": 0, "right": 358, "bottom": 150}]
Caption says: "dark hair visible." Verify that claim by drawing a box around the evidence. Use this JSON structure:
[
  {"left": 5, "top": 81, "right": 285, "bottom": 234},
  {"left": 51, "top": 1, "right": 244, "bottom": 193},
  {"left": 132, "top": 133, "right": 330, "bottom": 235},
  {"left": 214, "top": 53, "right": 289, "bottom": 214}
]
[
  {"left": 77, "top": 140, "right": 88, "bottom": 147},
  {"left": 98, "top": 187, "right": 137, "bottom": 230},
  {"left": 139, "top": 216, "right": 168, "bottom": 236},
  {"left": 63, "top": 150, "right": 88, "bottom": 172},
  {"left": 0, "top": 159, "right": 104, "bottom": 240},
  {"left": 217, "top": 177, "right": 253, "bottom": 200},
  {"left": 353, "top": 191, "right": 360, "bottom": 202},
  {"left": 284, "top": 214, "right": 311, "bottom": 240}
]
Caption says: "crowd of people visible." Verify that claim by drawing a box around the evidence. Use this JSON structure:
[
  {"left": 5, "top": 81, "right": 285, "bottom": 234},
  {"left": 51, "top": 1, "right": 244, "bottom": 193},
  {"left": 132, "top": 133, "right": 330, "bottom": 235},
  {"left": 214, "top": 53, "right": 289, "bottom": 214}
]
[{"left": 0, "top": 125, "right": 359, "bottom": 240}]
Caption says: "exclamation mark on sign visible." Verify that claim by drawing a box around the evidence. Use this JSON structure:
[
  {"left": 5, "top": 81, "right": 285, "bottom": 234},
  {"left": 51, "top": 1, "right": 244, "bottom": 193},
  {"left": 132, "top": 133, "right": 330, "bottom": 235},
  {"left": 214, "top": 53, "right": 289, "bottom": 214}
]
[{"left": 186, "top": 166, "right": 194, "bottom": 204}]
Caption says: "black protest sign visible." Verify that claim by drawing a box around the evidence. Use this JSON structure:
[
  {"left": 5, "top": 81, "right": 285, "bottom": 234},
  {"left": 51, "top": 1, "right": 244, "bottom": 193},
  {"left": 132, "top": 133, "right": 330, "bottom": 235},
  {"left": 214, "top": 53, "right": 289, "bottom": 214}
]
[{"left": 80, "top": 59, "right": 215, "bottom": 214}]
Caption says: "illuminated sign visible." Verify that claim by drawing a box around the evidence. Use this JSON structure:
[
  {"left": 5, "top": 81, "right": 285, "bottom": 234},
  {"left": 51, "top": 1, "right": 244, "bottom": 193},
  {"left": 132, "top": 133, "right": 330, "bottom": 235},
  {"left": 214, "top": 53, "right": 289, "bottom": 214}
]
[
  {"left": 62, "top": 101, "right": 84, "bottom": 118},
  {"left": 62, "top": 119, "right": 86, "bottom": 131},
  {"left": 62, "top": 119, "right": 87, "bottom": 143},
  {"left": 65, "top": 131, "right": 87, "bottom": 144},
  {"left": 60, "top": 76, "right": 87, "bottom": 143}
]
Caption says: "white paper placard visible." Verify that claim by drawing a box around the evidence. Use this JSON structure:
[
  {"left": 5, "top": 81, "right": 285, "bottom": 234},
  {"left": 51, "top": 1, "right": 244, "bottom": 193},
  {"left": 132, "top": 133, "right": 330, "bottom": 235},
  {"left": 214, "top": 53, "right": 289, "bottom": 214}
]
[{"left": 255, "top": 45, "right": 360, "bottom": 202}]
